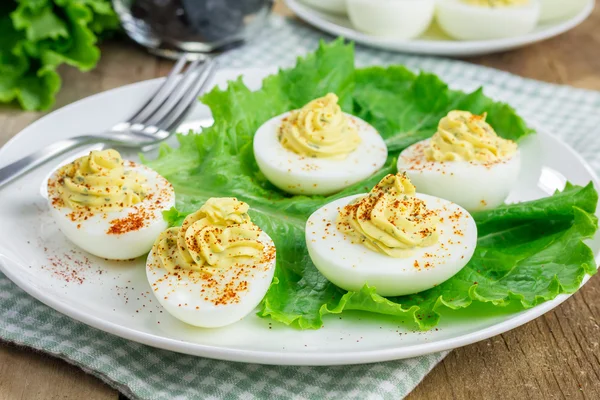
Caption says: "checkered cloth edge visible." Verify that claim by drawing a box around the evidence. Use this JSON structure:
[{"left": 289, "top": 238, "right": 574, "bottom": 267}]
[{"left": 1, "top": 15, "right": 599, "bottom": 400}]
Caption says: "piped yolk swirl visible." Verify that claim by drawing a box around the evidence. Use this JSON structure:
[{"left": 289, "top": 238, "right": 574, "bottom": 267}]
[
  {"left": 279, "top": 93, "right": 361, "bottom": 159},
  {"left": 337, "top": 173, "right": 439, "bottom": 258},
  {"left": 54, "top": 149, "right": 146, "bottom": 210},
  {"left": 462, "top": 0, "right": 529, "bottom": 7},
  {"left": 425, "top": 110, "right": 517, "bottom": 163},
  {"left": 152, "top": 198, "right": 264, "bottom": 273}
]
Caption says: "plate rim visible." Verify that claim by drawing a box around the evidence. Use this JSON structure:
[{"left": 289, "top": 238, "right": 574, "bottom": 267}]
[
  {"left": 0, "top": 71, "right": 598, "bottom": 366},
  {"left": 285, "top": 0, "right": 595, "bottom": 56}
]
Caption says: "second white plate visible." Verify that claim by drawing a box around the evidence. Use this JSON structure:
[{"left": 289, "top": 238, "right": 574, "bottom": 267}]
[{"left": 285, "top": 0, "right": 594, "bottom": 56}]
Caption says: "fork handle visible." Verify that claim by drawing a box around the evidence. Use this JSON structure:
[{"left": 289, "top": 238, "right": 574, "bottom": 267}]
[{"left": 0, "top": 136, "right": 93, "bottom": 188}]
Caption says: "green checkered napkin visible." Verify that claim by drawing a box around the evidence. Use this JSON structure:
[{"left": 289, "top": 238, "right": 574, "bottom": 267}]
[{"left": 2, "top": 16, "right": 600, "bottom": 400}]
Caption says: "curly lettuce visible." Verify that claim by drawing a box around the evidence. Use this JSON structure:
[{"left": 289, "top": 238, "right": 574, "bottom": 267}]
[
  {"left": 145, "top": 39, "right": 597, "bottom": 330},
  {"left": 0, "top": 0, "right": 119, "bottom": 111}
]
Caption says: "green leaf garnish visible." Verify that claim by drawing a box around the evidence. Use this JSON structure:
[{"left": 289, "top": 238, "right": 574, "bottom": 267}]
[{"left": 146, "top": 39, "right": 597, "bottom": 330}]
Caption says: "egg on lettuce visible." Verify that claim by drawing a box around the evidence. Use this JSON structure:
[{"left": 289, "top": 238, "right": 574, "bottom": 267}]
[
  {"left": 146, "top": 197, "right": 276, "bottom": 328},
  {"left": 253, "top": 93, "right": 388, "bottom": 195},
  {"left": 436, "top": 0, "right": 540, "bottom": 40},
  {"left": 396, "top": 110, "right": 521, "bottom": 211},
  {"left": 306, "top": 173, "right": 477, "bottom": 297},
  {"left": 46, "top": 149, "right": 175, "bottom": 260}
]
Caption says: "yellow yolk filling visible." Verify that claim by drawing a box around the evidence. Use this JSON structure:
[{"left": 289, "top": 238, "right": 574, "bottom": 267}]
[
  {"left": 425, "top": 110, "right": 517, "bottom": 163},
  {"left": 462, "top": 0, "right": 530, "bottom": 7},
  {"left": 337, "top": 173, "right": 439, "bottom": 258},
  {"left": 54, "top": 149, "right": 146, "bottom": 210},
  {"left": 152, "top": 198, "right": 264, "bottom": 273},
  {"left": 279, "top": 93, "right": 361, "bottom": 159}
]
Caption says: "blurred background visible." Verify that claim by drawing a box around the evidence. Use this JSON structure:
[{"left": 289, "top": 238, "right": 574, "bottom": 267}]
[
  {"left": 0, "top": 1, "right": 599, "bottom": 399},
  {"left": 0, "top": 0, "right": 596, "bottom": 118}
]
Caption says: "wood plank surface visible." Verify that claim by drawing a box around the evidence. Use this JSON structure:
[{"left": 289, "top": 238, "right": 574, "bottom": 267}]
[
  {"left": 1, "top": 1, "right": 600, "bottom": 399},
  {"left": 0, "top": 344, "right": 115, "bottom": 400}
]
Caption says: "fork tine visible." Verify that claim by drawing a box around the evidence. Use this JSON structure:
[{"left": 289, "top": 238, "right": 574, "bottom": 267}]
[
  {"left": 144, "top": 59, "right": 210, "bottom": 128},
  {"left": 126, "top": 56, "right": 188, "bottom": 124},
  {"left": 128, "top": 56, "right": 196, "bottom": 125},
  {"left": 158, "top": 60, "right": 217, "bottom": 133}
]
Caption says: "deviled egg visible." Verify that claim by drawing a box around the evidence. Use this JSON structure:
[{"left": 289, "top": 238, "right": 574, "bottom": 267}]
[
  {"left": 300, "top": 0, "right": 347, "bottom": 15},
  {"left": 436, "top": 0, "right": 540, "bottom": 40},
  {"left": 306, "top": 173, "right": 477, "bottom": 296},
  {"left": 146, "top": 197, "right": 276, "bottom": 328},
  {"left": 347, "top": 0, "right": 435, "bottom": 39},
  {"left": 539, "top": 0, "right": 584, "bottom": 22},
  {"left": 47, "top": 149, "right": 175, "bottom": 260},
  {"left": 397, "top": 110, "right": 521, "bottom": 211},
  {"left": 253, "top": 93, "right": 388, "bottom": 195}
]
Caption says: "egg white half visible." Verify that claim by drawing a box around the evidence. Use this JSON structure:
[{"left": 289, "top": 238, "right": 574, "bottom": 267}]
[
  {"left": 306, "top": 193, "right": 477, "bottom": 297},
  {"left": 253, "top": 112, "right": 388, "bottom": 195},
  {"left": 300, "top": 0, "right": 347, "bottom": 14},
  {"left": 436, "top": 0, "right": 541, "bottom": 41},
  {"left": 539, "top": 0, "right": 584, "bottom": 22},
  {"left": 47, "top": 162, "right": 175, "bottom": 260},
  {"left": 397, "top": 139, "right": 521, "bottom": 211},
  {"left": 146, "top": 231, "right": 276, "bottom": 328},
  {"left": 347, "top": 0, "right": 435, "bottom": 39}
]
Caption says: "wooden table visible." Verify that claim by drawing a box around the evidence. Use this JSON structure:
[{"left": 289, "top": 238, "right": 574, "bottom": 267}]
[{"left": 1, "top": 2, "right": 600, "bottom": 399}]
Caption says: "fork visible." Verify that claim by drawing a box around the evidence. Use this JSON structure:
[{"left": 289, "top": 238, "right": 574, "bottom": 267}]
[{"left": 0, "top": 55, "right": 217, "bottom": 188}]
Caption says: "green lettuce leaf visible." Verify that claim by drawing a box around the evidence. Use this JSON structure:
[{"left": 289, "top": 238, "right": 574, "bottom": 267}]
[
  {"left": 146, "top": 39, "right": 598, "bottom": 330},
  {"left": 0, "top": 0, "right": 118, "bottom": 110},
  {"left": 353, "top": 66, "right": 535, "bottom": 152}
]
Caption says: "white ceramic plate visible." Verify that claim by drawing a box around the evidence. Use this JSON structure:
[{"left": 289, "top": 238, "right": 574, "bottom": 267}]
[
  {"left": 0, "top": 68, "right": 598, "bottom": 366},
  {"left": 285, "top": 0, "right": 594, "bottom": 56}
]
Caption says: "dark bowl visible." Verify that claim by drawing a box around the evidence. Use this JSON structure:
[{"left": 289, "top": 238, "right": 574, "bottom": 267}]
[{"left": 112, "top": 0, "right": 274, "bottom": 57}]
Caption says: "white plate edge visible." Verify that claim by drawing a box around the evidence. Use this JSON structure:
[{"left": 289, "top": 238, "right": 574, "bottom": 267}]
[
  {"left": 0, "top": 74, "right": 598, "bottom": 366},
  {"left": 285, "top": 0, "right": 595, "bottom": 56}
]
